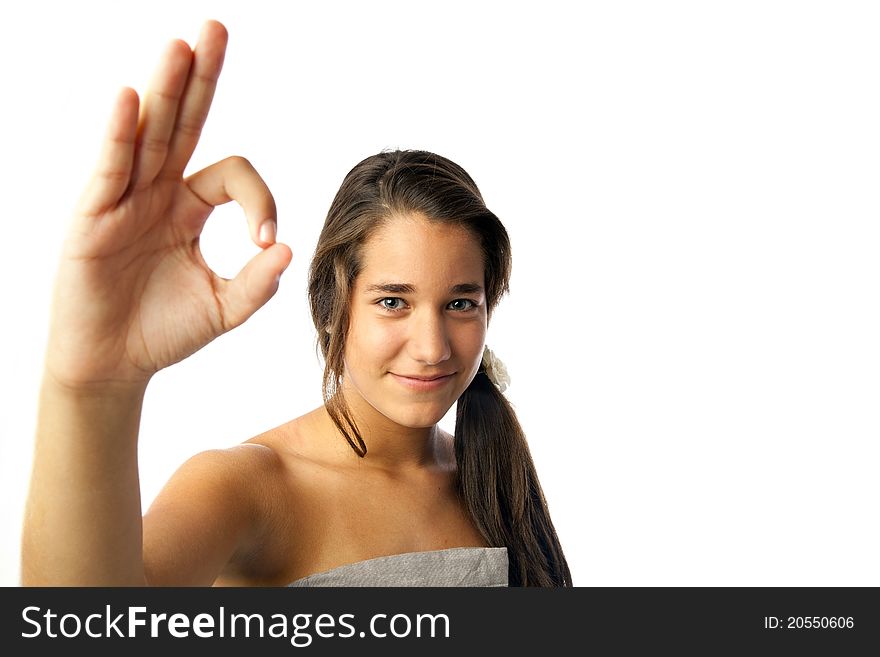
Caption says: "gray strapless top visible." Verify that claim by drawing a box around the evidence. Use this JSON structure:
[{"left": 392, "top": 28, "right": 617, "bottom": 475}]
[{"left": 287, "top": 547, "right": 509, "bottom": 587}]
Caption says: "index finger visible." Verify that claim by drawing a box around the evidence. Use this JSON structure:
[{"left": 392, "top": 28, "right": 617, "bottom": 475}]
[
  {"left": 160, "top": 20, "right": 228, "bottom": 179},
  {"left": 185, "top": 156, "right": 278, "bottom": 248}
]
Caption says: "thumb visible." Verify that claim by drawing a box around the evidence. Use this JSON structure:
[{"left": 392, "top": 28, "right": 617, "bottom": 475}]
[{"left": 219, "top": 242, "right": 293, "bottom": 330}]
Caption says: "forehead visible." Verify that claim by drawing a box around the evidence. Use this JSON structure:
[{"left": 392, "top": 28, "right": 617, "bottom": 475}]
[{"left": 356, "top": 214, "right": 484, "bottom": 289}]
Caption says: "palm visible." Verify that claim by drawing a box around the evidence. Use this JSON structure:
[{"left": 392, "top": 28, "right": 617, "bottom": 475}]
[
  {"left": 118, "top": 184, "right": 224, "bottom": 369},
  {"left": 54, "top": 182, "right": 214, "bottom": 384},
  {"left": 46, "top": 22, "right": 291, "bottom": 389}
]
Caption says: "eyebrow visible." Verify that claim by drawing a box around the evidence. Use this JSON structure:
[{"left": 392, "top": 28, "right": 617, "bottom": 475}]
[{"left": 363, "top": 282, "right": 484, "bottom": 295}]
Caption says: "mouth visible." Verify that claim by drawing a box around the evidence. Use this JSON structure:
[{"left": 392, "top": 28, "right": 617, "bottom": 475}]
[
  {"left": 390, "top": 372, "right": 457, "bottom": 391},
  {"left": 396, "top": 373, "right": 455, "bottom": 381}
]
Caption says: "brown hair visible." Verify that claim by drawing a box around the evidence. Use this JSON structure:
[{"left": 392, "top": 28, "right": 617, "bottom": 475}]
[{"left": 308, "top": 150, "right": 571, "bottom": 586}]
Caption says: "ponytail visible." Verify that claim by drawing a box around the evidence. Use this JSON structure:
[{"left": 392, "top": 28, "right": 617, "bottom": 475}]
[{"left": 455, "top": 370, "right": 572, "bottom": 586}]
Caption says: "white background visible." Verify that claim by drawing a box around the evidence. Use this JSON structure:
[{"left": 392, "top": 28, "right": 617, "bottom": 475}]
[{"left": 1, "top": 0, "right": 878, "bottom": 586}]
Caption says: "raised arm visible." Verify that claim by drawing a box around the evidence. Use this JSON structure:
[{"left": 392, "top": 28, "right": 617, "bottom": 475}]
[{"left": 21, "top": 20, "right": 292, "bottom": 585}]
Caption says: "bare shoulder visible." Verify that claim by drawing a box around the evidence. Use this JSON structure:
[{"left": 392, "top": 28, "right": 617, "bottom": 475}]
[
  {"left": 142, "top": 415, "right": 322, "bottom": 586},
  {"left": 141, "top": 443, "right": 280, "bottom": 584},
  {"left": 175, "top": 407, "right": 330, "bottom": 490},
  {"left": 181, "top": 441, "right": 285, "bottom": 474},
  {"left": 149, "top": 441, "right": 288, "bottom": 512}
]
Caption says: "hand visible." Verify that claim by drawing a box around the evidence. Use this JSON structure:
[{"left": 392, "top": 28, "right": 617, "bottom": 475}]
[{"left": 45, "top": 21, "right": 292, "bottom": 390}]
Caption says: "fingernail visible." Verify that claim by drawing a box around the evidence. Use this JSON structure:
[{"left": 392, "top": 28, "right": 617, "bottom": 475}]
[{"left": 260, "top": 220, "right": 276, "bottom": 244}]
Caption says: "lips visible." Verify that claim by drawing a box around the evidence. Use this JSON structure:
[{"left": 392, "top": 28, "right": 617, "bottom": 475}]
[
  {"left": 396, "top": 373, "right": 455, "bottom": 381},
  {"left": 390, "top": 372, "right": 456, "bottom": 391}
]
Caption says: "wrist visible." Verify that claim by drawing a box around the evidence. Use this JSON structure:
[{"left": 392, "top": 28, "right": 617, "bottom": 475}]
[{"left": 41, "top": 367, "right": 151, "bottom": 403}]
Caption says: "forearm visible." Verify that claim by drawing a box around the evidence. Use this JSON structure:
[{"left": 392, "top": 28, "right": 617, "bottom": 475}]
[{"left": 21, "top": 372, "right": 150, "bottom": 585}]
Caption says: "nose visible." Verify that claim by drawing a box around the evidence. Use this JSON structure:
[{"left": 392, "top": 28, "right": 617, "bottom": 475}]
[{"left": 407, "top": 310, "right": 452, "bottom": 366}]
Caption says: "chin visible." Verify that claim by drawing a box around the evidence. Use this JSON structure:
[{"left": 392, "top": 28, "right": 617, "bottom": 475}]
[
  {"left": 385, "top": 407, "right": 450, "bottom": 429},
  {"left": 371, "top": 395, "right": 455, "bottom": 429}
]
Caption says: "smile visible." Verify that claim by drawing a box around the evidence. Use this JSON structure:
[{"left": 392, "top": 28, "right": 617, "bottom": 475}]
[{"left": 390, "top": 372, "right": 456, "bottom": 392}]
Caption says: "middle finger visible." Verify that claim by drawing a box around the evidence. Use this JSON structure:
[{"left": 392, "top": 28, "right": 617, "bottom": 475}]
[
  {"left": 161, "top": 21, "right": 228, "bottom": 179},
  {"left": 128, "top": 39, "right": 193, "bottom": 190}
]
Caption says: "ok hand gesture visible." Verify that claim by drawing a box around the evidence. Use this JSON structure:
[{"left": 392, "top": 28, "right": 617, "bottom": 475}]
[{"left": 46, "top": 21, "right": 292, "bottom": 390}]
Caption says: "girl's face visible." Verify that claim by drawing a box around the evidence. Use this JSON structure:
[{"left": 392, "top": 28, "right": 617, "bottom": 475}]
[{"left": 343, "top": 213, "right": 488, "bottom": 430}]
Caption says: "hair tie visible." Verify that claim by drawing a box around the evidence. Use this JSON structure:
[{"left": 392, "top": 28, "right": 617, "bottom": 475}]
[{"left": 481, "top": 346, "right": 511, "bottom": 393}]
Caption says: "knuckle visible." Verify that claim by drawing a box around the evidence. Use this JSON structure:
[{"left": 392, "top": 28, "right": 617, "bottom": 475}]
[
  {"left": 140, "top": 136, "right": 169, "bottom": 154},
  {"left": 174, "top": 119, "right": 203, "bottom": 139},
  {"left": 225, "top": 155, "right": 254, "bottom": 171}
]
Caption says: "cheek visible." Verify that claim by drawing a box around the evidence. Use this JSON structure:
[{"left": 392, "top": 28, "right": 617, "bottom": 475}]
[
  {"left": 450, "top": 322, "right": 487, "bottom": 366},
  {"left": 346, "top": 317, "right": 405, "bottom": 369}
]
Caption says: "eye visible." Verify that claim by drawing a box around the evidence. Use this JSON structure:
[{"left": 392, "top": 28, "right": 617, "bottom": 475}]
[
  {"left": 448, "top": 299, "right": 477, "bottom": 312},
  {"left": 379, "top": 297, "right": 406, "bottom": 311}
]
